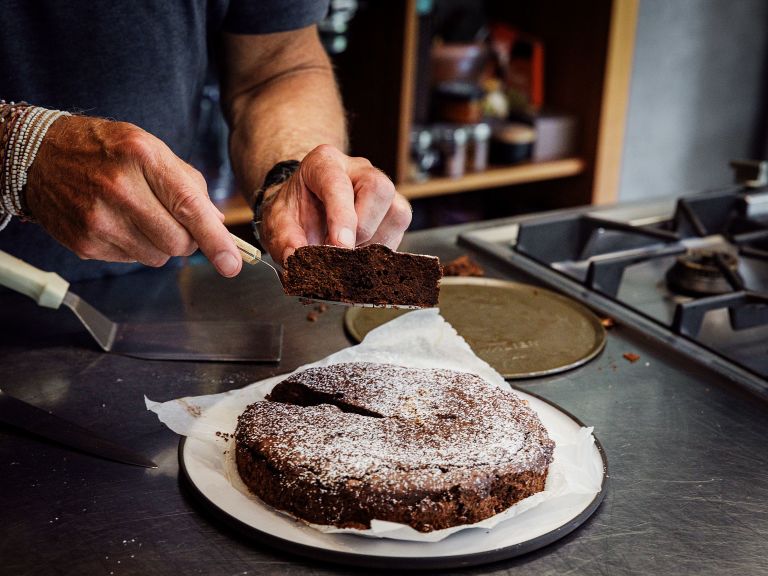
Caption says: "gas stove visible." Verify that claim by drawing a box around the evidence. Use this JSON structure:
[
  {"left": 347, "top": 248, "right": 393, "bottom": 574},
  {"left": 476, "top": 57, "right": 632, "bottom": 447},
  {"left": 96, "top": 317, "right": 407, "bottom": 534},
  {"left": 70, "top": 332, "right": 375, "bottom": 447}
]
[{"left": 460, "top": 165, "right": 768, "bottom": 399}]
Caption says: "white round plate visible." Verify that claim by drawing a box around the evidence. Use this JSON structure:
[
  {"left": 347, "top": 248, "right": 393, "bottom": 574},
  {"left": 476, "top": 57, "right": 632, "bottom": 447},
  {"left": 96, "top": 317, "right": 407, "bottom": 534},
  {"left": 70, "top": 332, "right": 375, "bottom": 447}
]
[{"left": 179, "top": 379, "right": 607, "bottom": 570}]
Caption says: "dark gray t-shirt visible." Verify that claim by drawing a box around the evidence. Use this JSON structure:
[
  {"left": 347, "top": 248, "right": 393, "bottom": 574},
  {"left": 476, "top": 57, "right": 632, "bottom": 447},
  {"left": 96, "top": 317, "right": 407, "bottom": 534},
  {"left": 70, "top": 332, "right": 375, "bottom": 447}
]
[{"left": 0, "top": 0, "right": 328, "bottom": 280}]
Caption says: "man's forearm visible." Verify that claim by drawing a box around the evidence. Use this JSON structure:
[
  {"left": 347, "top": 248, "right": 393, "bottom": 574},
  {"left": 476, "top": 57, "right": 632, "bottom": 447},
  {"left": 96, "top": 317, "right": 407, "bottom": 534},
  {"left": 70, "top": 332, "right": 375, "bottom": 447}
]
[{"left": 222, "top": 28, "right": 347, "bottom": 206}]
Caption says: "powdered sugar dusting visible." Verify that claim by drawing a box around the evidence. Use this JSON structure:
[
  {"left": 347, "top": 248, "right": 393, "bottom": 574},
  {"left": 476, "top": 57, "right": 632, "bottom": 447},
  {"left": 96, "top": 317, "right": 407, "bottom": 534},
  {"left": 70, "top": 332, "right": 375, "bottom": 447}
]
[{"left": 236, "top": 362, "right": 554, "bottom": 493}]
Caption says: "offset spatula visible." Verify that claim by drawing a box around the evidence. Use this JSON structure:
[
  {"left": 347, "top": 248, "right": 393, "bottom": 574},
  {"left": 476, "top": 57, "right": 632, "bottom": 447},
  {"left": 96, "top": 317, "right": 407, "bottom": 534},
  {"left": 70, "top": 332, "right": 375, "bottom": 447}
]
[{"left": 0, "top": 244, "right": 282, "bottom": 362}]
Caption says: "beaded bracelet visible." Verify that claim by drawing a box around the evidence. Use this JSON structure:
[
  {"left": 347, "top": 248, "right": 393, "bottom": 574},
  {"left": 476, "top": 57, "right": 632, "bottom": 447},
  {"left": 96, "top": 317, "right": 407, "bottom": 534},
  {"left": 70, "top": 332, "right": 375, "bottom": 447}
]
[{"left": 0, "top": 101, "right": 70, "bottom": 230}]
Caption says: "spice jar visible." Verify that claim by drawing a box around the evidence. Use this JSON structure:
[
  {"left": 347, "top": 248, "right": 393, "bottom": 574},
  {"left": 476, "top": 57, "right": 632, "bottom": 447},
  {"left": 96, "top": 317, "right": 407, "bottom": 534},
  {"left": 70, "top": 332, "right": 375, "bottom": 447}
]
[
  {"left": 433, "top": 82, "right": 484, "bottom": 124},
  {"left": 466, "top": 123, "right": 491, "bottom": 172},
  {"left": 409, "top": 126, "right": 439, "bottom": 182},
  {"left": 490, "top": 123, "right": 536, "bottom": 165},
  {"left": 434, "top": 125, "right": 468, "bottom": 179}
]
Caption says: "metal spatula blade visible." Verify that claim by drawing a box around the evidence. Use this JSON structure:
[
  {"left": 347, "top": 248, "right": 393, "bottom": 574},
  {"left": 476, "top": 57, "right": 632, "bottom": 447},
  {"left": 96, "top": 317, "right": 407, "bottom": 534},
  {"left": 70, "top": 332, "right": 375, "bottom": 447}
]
[
  {"left": 0, "top": 248, "right": 282, "bottom": 362},
  {"left": 111, "top": 321, "right": 282, "bottom": 362},
  {"left": 64, "top": 292, "right": 283, "bottom": 361},
  {"left": 294, "top": 296, "right": 424, "bottom": 310}
]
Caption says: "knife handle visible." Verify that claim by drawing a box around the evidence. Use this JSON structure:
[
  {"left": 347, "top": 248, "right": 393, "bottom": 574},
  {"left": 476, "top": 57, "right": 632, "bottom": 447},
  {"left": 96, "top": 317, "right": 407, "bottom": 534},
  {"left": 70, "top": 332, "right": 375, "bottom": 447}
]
[
  {"left": 230, "top": 233, "right": 262, "bottom": 266},
  {"left": 0, "top": 249, "right": 69, "bottom": 308}
]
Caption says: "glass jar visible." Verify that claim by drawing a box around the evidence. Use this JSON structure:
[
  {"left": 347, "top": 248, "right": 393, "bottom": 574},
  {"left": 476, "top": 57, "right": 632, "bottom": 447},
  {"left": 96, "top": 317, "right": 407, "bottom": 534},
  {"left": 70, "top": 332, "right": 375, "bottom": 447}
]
[
  {"left": 435, "top": 125, "right": 468, "bottom": 179},
  {"left": 433, "top": 82, "right": 484, "bottom": 124},
  {"left": 466, "top": 123, "right": 491, "bottom": 172},
  {"left": 409, "top": 126, "right": 439, "bottom": 181}
]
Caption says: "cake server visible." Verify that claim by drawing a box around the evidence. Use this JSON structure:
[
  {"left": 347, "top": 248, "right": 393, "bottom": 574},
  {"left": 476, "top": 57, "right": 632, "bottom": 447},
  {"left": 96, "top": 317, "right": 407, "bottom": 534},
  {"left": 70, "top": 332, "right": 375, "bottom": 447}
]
[
  {"left": 245, "top": 227, "right": 440, "bottom": 309},
  {"left": 0, "top": 389, "right": 156, "bottom": 468},
  {"left": 236, "top": 234, "right": 425, "bottom": 309},
  {"left": 0, "top": 247, "right": 282, "bottom": 362}
]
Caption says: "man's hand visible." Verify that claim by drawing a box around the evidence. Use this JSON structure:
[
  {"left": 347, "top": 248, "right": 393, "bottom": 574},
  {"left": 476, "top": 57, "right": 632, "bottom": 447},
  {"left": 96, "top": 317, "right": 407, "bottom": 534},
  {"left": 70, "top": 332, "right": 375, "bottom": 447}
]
[
  {"left": 25, "top": 115, "right": 242, "bottom": 277},
  {"left": 258, "top": 145, "right": 412, "bottom": 265},
  {"left": 221, "top": 29, "right": 410, "bottom": 264}
]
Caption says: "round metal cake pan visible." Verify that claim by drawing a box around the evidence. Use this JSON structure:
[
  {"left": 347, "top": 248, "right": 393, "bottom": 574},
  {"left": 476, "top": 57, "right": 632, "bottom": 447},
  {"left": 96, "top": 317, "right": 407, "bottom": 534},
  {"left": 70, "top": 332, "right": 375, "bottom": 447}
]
[{"left": 344, "top": 277, "right": 607, "bottom": 379}]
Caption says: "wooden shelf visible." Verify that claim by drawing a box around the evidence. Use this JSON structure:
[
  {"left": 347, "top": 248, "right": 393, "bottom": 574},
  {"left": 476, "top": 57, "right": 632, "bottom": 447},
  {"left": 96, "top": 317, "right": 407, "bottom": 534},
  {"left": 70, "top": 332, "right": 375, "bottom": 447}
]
[
  {"left": 336, "top": 1, "right": 637, "bottom": 208},
  {"left": 215, "top": 194, "right": 252, "bottom": 227},
  {"left": 398, "top": 158, "right": 586, "bottom": 199},
  {"left": 217, "top": 157, "right": 586, "bottom": 225}
]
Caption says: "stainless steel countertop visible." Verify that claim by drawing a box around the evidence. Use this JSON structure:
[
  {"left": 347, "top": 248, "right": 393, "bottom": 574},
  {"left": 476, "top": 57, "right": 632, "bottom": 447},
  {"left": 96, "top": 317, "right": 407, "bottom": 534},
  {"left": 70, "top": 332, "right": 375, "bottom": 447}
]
[{"left": 1, "top": 223, "right": 767, "bottom": 575}]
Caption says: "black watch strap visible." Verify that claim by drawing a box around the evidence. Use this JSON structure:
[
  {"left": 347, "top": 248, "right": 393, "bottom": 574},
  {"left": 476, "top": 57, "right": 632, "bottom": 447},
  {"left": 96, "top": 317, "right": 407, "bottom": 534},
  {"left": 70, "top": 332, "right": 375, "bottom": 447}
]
[
  {"left": 252, "top": 160, "right": 301, "bottom": 218},
  {"left": 251, "top": 159, "right": 301, "bottom": 248}
]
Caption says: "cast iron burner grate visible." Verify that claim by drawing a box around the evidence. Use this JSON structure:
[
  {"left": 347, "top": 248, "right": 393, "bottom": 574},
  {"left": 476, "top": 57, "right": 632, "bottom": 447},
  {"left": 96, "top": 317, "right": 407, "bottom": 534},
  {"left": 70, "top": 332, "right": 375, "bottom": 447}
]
[
  {"left": 459, "top": 184, "right": 768, "bottom": 397},
  {"left": 513, "top": 187, "right": 768, "bottom": 339}
]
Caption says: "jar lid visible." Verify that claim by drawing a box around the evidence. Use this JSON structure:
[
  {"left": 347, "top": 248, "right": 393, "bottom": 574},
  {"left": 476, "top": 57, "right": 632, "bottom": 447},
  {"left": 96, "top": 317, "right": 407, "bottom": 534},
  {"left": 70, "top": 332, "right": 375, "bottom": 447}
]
[
  {"left": 434, "top": 82, "right": 484, "bottom": 101},
  {"left": 433, "top": 124, "right": 469, "bottom": 144},
  {"left": 470, "top": 122, "right": 491, "bottom": 139},
  {"left": 410, "top": 126, "right": 433, "bottom": 148},
  {"left": 493, "top": 123, "right": 536, "bottom": 144}
]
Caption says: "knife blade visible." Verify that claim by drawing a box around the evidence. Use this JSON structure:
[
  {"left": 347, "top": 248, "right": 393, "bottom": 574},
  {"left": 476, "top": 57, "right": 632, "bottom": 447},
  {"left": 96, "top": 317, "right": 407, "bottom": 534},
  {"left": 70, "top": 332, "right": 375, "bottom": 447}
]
[{"left": 0, "top": 389, "right": 157, "bottom": 468}]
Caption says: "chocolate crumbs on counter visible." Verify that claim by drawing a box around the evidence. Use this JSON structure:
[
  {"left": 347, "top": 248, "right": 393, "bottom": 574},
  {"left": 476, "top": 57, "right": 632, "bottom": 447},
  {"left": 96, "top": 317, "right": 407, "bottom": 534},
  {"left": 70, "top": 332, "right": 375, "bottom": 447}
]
[
  {"left": 181, "top": 400, "right": 202, "bottom": 418},
  {"left": 442, "top": 255, "right": 485, "bottom": 277}
]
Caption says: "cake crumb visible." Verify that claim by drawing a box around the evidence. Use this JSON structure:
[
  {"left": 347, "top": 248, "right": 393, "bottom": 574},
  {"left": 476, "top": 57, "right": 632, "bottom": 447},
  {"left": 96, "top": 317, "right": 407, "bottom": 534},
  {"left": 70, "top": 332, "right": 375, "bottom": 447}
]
[
  {"left": 600, "top": 317, "right": 615, "bottom": 329},
  {"left": 442, "top": 255, "right": 484, "bottom": 277},
  {"left": 306, "top": 311, "right": 319, "bottom": 322},
  {"left": 315, "top": 303, "right": 328, "bottom": 313},
  {"left": 623, "top": 352, "right": 640, "bottom": 363},
  {"left": 181, "top": 400, "right": 202, "bottom": 417}
]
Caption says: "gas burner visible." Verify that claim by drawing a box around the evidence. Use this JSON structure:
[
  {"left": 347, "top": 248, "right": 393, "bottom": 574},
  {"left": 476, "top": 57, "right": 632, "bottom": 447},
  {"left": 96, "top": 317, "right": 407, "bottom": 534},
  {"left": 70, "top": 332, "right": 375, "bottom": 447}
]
[
  {"left": 665, "top": 250, "right": 739, "bottom": 296},
  {"left": 460, "top": 181, "right": 768, "bottom": 395}
]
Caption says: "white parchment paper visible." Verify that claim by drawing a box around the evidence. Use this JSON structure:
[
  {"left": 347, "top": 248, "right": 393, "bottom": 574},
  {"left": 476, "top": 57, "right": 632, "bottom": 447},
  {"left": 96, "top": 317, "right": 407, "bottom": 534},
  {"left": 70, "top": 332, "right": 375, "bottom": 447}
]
[{"left": 146, "top": 309, "right": 602, "bottom": 543}]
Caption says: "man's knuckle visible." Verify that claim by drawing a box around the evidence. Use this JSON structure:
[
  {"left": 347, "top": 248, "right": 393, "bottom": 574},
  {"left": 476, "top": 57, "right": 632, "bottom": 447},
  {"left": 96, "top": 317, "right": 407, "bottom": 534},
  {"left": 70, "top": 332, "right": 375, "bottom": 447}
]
[
  {"left": 193, "top": 171, "right": 207, "bottom": 189},
  {"left": 368, "top": 176, "right": 395, "bottom": 203},
  {"left": 353, "top": 156, "right": 373, "bottom": 168},
  {"left": 356, "top": 223, "right": 374, "bottom": 242},
  {"left": 171, "top": 232, "right": 197, "bottom": 256},
  {"left": 182, "top": 239, "right": 198, "bottom": 256},
  {"left": 111, "top": 125, "right": 152, "bottom": 161},
  {"left": 171, "top": 190, "right": 203, "bottom": 222},
  {"left": 307, "top": 145, "right": 343, "bottom": 170},
  {"left": 168, "top": 234, "right": 194, "bottom": 256},
  {"left": 75, "top": 241, "right": 100, "bottom": 260},
  {"left": 144, "top": 254, "right": 170, "bottom": 268},
  {"left": 312, "top": 143, "right": 338, "bottom": 158},
  {"left": 391, "top": 202, "right": 413, "bottom": 230}
]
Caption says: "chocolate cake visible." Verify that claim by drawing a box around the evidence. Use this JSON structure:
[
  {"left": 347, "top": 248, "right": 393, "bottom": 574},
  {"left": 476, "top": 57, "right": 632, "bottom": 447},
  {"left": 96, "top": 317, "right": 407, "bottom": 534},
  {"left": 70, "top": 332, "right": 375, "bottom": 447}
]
[
  {"left": 235, "top": 362, "right": 555, "bottom": 532},
  {"left": 281, "top": 244, "right": 442, "bottom": 307}
]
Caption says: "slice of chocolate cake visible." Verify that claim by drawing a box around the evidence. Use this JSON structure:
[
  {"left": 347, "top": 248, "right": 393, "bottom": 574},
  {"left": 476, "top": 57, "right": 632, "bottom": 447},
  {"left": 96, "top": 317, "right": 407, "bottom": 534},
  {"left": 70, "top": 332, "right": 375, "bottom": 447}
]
[{"left": 281, "top": 244, "right": 442, "bottom": 307}]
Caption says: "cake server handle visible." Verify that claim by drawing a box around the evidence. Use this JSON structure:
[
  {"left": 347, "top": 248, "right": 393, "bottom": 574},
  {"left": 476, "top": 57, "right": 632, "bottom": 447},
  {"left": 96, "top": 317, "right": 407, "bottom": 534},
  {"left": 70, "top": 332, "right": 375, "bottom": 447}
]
[
  {"left": 231, "top": 234, "right": 262, "bottom": 265},
  {"left": 229, "top": 234, "right": 281, "bottom": 278}
]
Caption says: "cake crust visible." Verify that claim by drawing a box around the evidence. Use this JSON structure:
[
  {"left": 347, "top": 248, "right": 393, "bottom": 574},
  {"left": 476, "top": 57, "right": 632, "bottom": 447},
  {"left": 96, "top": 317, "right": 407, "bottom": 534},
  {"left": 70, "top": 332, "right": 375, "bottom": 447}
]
[
  {"left": 235, "top": 362, "right": 555, "bottom": 532},
  {"left": 281, "top": 244, "right": 442, "bottom": 307}
]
